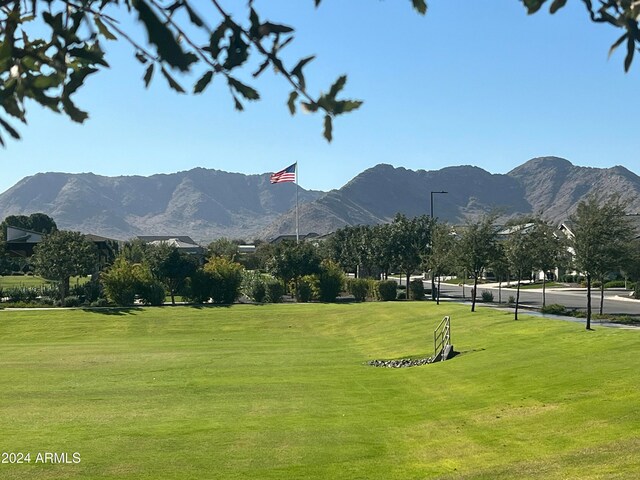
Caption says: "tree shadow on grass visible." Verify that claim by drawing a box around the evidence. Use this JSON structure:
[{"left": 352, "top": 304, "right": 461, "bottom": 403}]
[
  {"left": 185, "top": 304, "right": 233, "bottom": 310},
  {"left": 82, "top": 307, "right": 143, "bottom": 316}
]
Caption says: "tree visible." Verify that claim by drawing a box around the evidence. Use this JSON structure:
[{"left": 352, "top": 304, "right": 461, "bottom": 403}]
[
  {"left": 203, "top": 257, "right": 244, "bottom": 304},
  {"left": 455, "top": 215, "right": 499, "bottom": 312},
  {"left": 530, "top": 219, "right": 566, "bottom": 308},
  {"left": 32, "top": 230, "right": 98, "bottom": 301},
  {"left": 389, "top": 214, "right": 431, "bottom": 293},
  {"left": 0, "top": 0, "right": 363, "bottom": 145},
  {"left": 207, "top": 238, "right": 239, "bottom": 261},
  {"left": 266, "top": 240, "right": 321, "bottom": 291},
  {"left": 570, "top": 194, "right": 635, "bottom": 329},
  {"left": 504, "top": 222, "right": 537, "bottom": 320},
  {"left": 1, "top": 1, "right": 638, "bottom": 145},
  {"left": 490, "top": 242, "right": 510, "bottom": 305},
  {"left": 1, "top": 213, "right": 57, "bottom": 237},
  {"left": 145, "top": 243, "right": 197, "bottom": 305},
  {"left": 427, "top": 221, "right": 456, "bottom": 305},
  {"left": 121, "top": 238, "right": 150, "bottom": 264},
  {"left": 626, "top": 237, "right": 640, "bottom": 299}
]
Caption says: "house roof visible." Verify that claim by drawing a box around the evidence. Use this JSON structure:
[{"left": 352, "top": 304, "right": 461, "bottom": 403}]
[
  {"left": 148, "top": 238, "right": 202, "bottom": 250},
  {"left": 5, "top": 226, "right": 44, "bottom": 244},
  {"left": 137, "top": 235, "right": 199, "bottom": 245}
]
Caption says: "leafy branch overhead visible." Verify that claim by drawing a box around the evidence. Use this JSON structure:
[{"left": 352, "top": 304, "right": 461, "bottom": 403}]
[{"left": 0, "top": 1, "right": 638, "bottom": 146}]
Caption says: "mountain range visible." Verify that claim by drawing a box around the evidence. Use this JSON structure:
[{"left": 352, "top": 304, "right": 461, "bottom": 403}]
[{"left": 0, "top": 157, "right": 638, "bottom": 242}]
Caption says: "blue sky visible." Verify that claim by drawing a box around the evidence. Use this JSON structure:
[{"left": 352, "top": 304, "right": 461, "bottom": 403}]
[{"left": 1, "top": 0, "right": 638, "bottom": 195}]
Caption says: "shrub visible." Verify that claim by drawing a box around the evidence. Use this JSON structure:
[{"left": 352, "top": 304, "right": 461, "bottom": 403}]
[
  {"left": 101, "top": 257, "right": 140, "bottom": 306},
  {"left": 70, "top": 280, "right": 102, "bottom": 303},
  {"left": 242, "top": 271, "right": 267, "bottom": 303},
  {"left": 183, "top": 270, "right": 212, "bottom": 304},
  {"left": 481, "top": 290, "right": 494, "bottom": 302},
  {"left": 377, "top": 280, "right": 397, "bottom": 302},
  {"left": 541, "top": 304, "right": 567, "bottom": 315},
  {"left": 63, "top": 295, "right": 82, "bottom": 307},
  {"left": 507, "top": 295, "right": 516, "bottom": 305},
  {"left": 396, "top": 291, "right": 407, "bottom": 300},
  {"left": 316, "top": 260, "right": 344, "bottom": 302},
  {"left": 138, "top": 280, "right": 166, "bottom": 306},
  {"left": 408, "top": 279, "right": 425, "bottom": 300},
  {"left": 204, "top": 257, "right": 244, "bottom": 305},
  {"left": 39, "top": 296, "right": 55, "bottom": 306},
  {"left": 294, "top": 275, "right": 317, "bottom": 303},
  {"left": 604, "top": 280, "right": 626, "bottom": 289},
  {"left": 348, "top": 278, "right": 369, "bottom": 302},
  {"left": 90, "top": 298, "right": 109, "bottom": 307},
  {"left": 265, "top": 280, "right": 284, "bottom": 303}
]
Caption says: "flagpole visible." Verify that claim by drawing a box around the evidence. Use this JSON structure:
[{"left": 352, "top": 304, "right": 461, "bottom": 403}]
[{"left": 295, "top": 162, "right": 299, "bottom": 244}]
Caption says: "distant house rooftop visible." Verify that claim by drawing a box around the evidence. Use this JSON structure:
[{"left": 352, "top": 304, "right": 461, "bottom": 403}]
[
  {"left": 137, "top": 235, "right": 199, "bottom": 245},
  {"left": 137, "top": 235, "right": 205, "bottom": 257},
  {"left": 269, "top": 233, "right": 320, "bottom": 244}
]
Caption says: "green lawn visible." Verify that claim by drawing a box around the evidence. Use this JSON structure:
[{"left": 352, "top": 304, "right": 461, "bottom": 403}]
[
  {"left": 0, "top": 275, "right": 53, "bottom": 288},
  {"left": 0, "top": 276, "right": 89, "bottom": 289},
  {"left": 0, "top": 303, "right": 638, "bottom": 479}
]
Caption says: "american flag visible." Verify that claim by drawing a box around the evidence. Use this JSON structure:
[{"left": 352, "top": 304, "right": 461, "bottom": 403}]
[{"left": 270, "top": 163, "right": 297, "bottom": 184}]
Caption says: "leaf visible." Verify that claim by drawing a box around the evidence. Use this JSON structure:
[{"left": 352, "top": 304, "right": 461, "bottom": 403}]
[
  {"left": 260, "top": 22, "right": 294, "bottom": 35},
  {"left": 94, "top": 16, "right": 117, "bottom": 40},
  {"left": 522, "top": 0, "right": 546, "bottom": 14},
  {"left": 135, "top": 52, "right": 148, "bottom": 64},
  {"left": 65, "top": 67, "right": 99, "bottom": 96},
  {"left": 291, "top": 55, "right": 315, "bottom": 89},
  {"left": 227, "top": 77, "right": 259, "bottom": 100},
  {"left": 233, "top": 95, "right": 244, "bottom": 111},
  {"left": 253, "top": 58, "right": 270, "bottom": 78},
  {"left": 549, "top": 0, "right": 567, "bottom": 14},
  {"left": 193, "top": 70, "right": 213, "bottom": 94},
  {"left": 300, "top": 102, "right": 318, "bottom": 113},
  {"left": 62, "top": 97, "right": 89, "bottom": 123},
  {"left": 287, "top": 91, "right": 298, "bottom": 115},
  {"left": 68, "top": 44, "right": 109, "bottom": 67},
  {"left": 0, "top": 117, "right": 20, "bottom": 140},
  {"left": 314, "top": 0, "right": 322, "bottom": 6},
  {"left": 132, "top": 0, "right": 191, "bottom": 72},
  {"left": 624, "top": 35, "right": 635, "bottom": 72},
  {"left": 32, "top": 73, "right": 64, "bottom": 90},
  {"left": 224, "top": 28, "right": 250, "bottom": 69},
  {"left": 161, "top": 67, "right": 185, "bottom": 93},
  {"left": 249, "top": 8, "right": 260, "bottom": 39},
  {"left": 411, "top": 0, "right": 427, "bottom": 15},
  {"left": 328, "top": 75, "right": 347, "bottom": 98},
  {"left": 608, "top": 33, "right": 627, "bottom": 59},
  {"left": 323, "top": 114, "right": 333, "bottom": 142},
  {"left": 209, "top": 22, "right": 228, "bottom": 59},
  {"left": 184, "top": 2, "right": 204, "bottom": 27},
  {"left": 143, "top": 64, "right": 154, "bottom": 87},
  {"left": 332, "top": 99, "right": 363, "bottom": 115}
]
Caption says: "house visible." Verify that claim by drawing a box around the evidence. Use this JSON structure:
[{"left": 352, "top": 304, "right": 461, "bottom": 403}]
[
  {"left": 3, "top": 226, "right": 120, "bottom": 273},
  {"left": 268, "top": 232, "right": 321, "bottom": 244},
  {"left": 137, "top": 235, "right": 206, "bottom": 262},
  {"left": 4, "top": 225, "right": 44, "bottom": 258}
]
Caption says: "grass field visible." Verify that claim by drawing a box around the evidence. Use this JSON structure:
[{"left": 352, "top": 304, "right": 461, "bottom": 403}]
[
  {"left": 0, "top": 275, "right": 54, "bottom": 288},
  {"left": 0, "top": 276, "right": 89, "bottom": 289},
  {"left": 0, "top": 302, "right": 639, "bottom": 479}
]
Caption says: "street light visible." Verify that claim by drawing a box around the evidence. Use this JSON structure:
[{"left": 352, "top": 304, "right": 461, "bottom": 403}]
[{"left": 429, "top": 190, "right": 448, "bottom": 300}]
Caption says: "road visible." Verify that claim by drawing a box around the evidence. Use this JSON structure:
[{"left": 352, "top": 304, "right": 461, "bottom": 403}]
[{"left": 432, "top": 281, "right": 640, "bottom": 316}]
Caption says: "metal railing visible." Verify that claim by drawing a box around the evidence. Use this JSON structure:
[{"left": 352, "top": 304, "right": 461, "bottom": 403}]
[{"left": 433, "top": 315, "right": 451, "bottom": 362}]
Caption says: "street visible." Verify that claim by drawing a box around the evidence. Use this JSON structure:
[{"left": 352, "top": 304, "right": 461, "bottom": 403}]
[{"left": 432, "top": 281, "right": 640, "bottom": 316}]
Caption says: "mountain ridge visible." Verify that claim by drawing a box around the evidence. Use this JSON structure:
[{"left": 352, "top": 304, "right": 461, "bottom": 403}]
[{"left": 1, "top": 158, "right": 639, "bottom": 242}]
